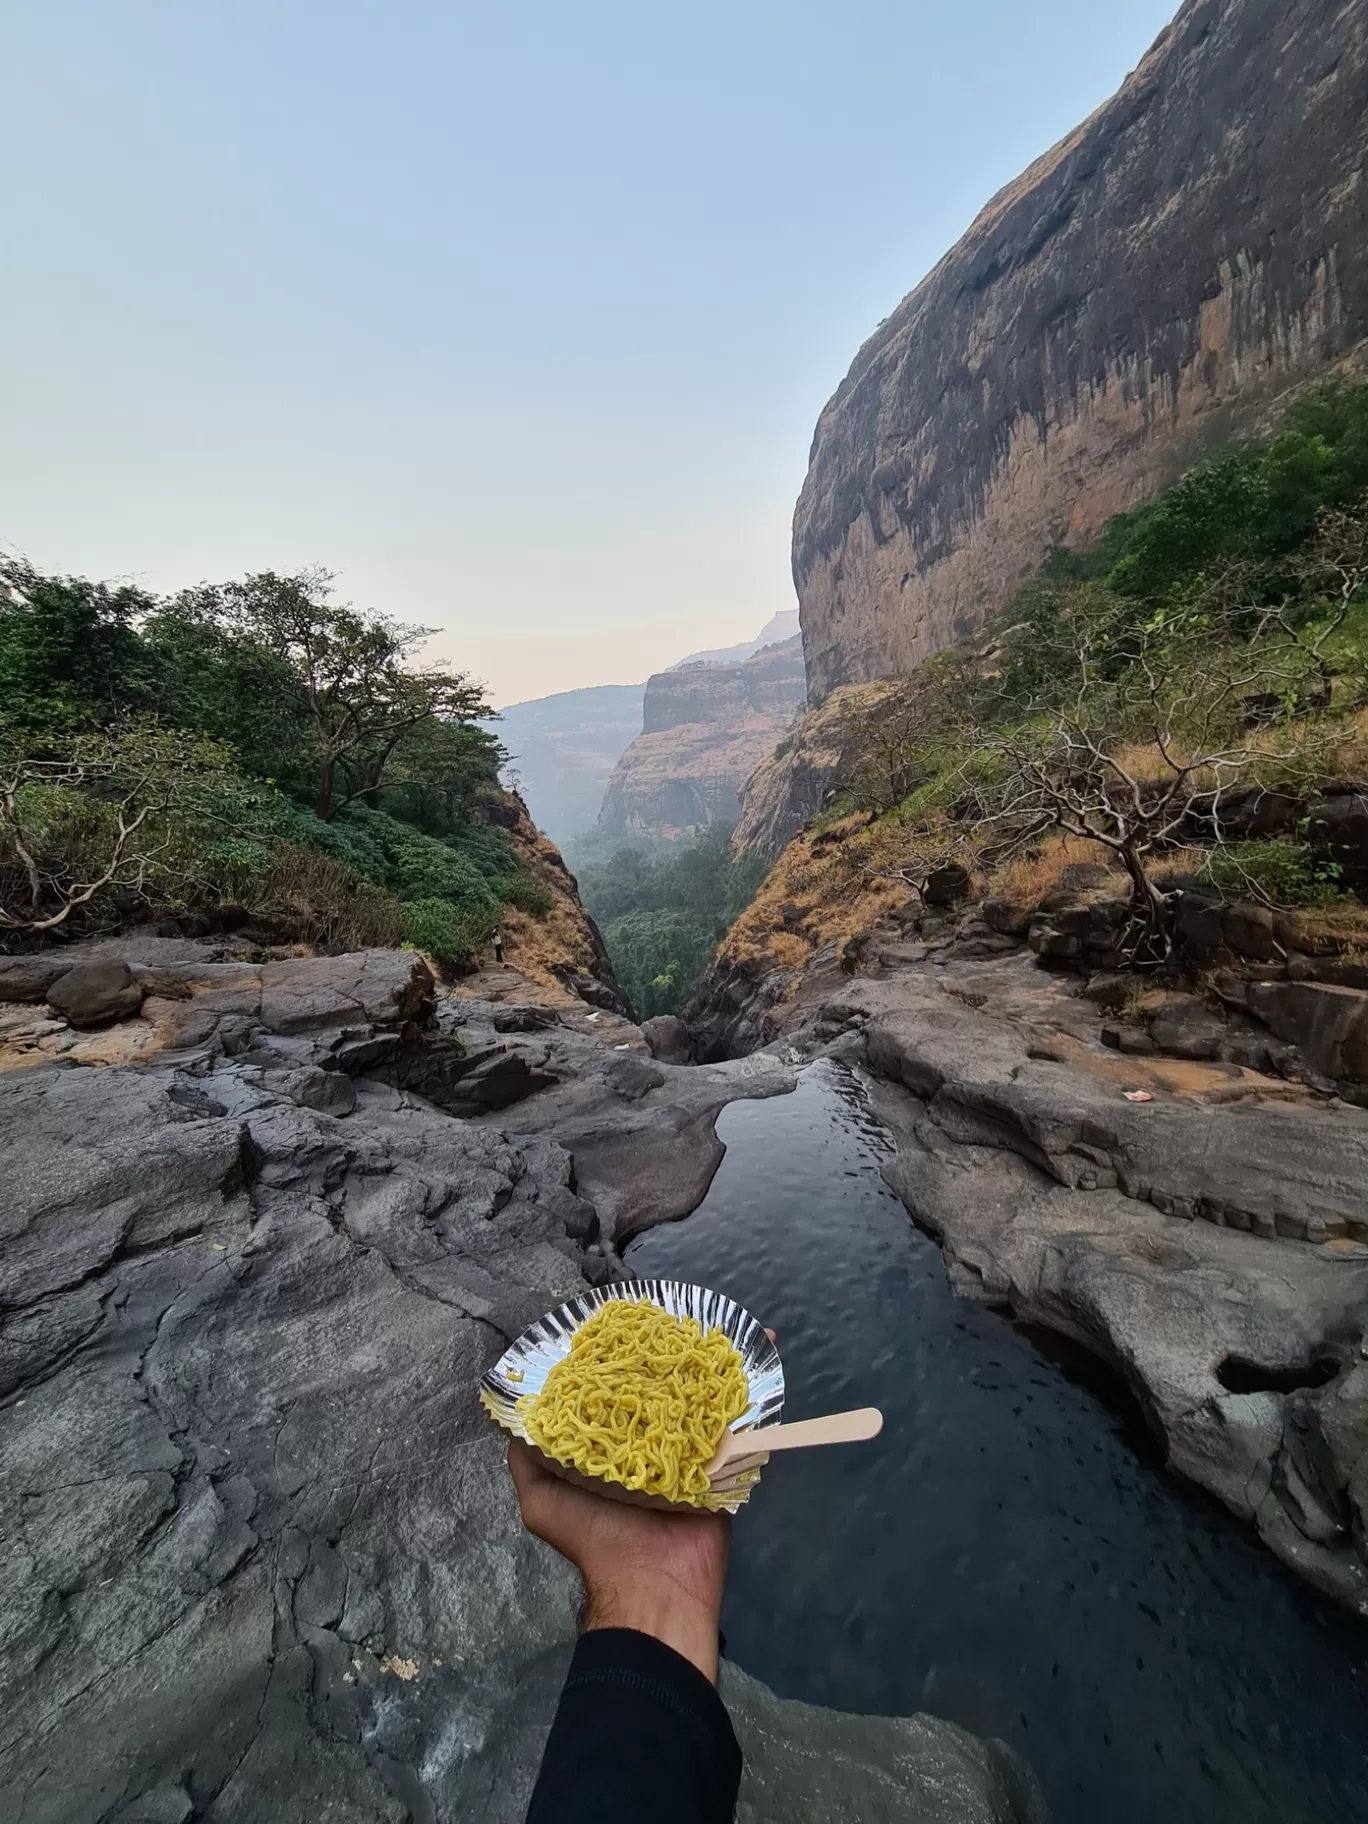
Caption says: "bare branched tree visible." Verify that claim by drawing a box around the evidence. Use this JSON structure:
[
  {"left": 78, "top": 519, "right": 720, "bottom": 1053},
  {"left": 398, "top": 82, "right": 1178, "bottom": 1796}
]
[{"left": 975, "top": 594, "right": 1336, "bottom": 960}]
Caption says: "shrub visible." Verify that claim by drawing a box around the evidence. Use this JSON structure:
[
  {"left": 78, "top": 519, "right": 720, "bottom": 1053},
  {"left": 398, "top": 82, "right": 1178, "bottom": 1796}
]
[
  {"left": 493, "top": 869, "right": 557, "bottom": 916},
  {"left": 256, "top": 844, "right": 404, "bottom": 949},
  {"left": 1200, "top": 839, "right": 1346, "bottom": 907},
  {"left": 401, "top": 896, "right": 497, "bottom": 965}
]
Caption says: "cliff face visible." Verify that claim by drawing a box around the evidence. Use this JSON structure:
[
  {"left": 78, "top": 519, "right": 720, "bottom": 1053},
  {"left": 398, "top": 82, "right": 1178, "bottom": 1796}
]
[
  {"left": 596, "top": 637, "right": 806, "bottom": 839},
  {"left": 731, "top": 681, "right": 906, "bottom": 860},
  {"left": 795, "top": 0, "right": 1368, "bottom": 696}
]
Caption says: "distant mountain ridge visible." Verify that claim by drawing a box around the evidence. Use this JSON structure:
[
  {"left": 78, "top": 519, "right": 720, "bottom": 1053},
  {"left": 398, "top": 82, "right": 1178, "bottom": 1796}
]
[
  {"left": 595, "top": 635, "right": 806, "bottom": 841},
  {"left": 495, "top": 612, "right": 804, "bottom": 845},
  {"left": 671, "top": 609, "right": 800, "bottom": 671}
]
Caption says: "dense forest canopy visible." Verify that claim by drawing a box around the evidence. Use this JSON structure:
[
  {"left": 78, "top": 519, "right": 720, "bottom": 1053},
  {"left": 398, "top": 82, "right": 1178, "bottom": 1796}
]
[
  {"left": 574, "top": 826, "right": 766, "bottom": 1019},
  {"left": 0, "top": 562, "right": 553, "bottom": 956}
]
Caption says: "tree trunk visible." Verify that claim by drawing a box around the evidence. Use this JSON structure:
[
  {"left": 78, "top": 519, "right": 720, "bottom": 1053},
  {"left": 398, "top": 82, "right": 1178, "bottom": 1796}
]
[
  {"left": 1119, "top": 838, "right": 1170, "bottom": 962},
  {"left": 316, "top": 758, "right": 336, "bottom": 821}
]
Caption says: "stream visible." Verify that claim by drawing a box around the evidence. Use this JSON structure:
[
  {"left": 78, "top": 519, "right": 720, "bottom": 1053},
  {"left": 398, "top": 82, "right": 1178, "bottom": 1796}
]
[{"left": 625, "top": 1061, "right": 1368, "bottom": 1824}]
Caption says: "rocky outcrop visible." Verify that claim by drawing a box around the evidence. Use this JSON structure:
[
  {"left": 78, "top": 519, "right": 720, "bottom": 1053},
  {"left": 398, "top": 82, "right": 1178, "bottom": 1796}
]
[
  {"left": 493, "top": 614, "right": 803, "bottom": 848},
  {"left": 596, "top": 638, "right": 806, "bottom": 840},
  {"left": 732, "top": 680, "right": 907, "bottom": 859},
  {"left": 794, "top": 0, "right": 1368, "bottom": 696},
  {"left": 673, "top": 608, "right": 800, "bottom": 671},
  {"left": 463, "top": 1645, "right": 1046, "bottom": 1824},
  {"left": 469, "top": 789, "right": 631, "bottom": 1014},
  {"left": 0, "top": 936, "right": 1044, "bottom": 1821}
]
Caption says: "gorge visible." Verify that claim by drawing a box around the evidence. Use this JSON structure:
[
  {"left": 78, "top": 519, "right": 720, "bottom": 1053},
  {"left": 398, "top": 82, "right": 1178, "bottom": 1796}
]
[{"left": 8, "top": 0, "right": 1368, "bottom": 1818}]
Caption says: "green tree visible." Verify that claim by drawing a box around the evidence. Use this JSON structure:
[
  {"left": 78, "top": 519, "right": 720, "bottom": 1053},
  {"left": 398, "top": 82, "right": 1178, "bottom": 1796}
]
[
  {"left": 199, "top": 569, "right": 493, "bottom": 818},
  {"left": 0, "top": 559, "right": 158, "bottom": 737}
]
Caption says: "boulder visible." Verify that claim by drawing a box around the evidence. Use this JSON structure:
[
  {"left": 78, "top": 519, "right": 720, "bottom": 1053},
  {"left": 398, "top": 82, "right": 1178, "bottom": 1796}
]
[
  {"left": 981, "top": 898, "right": 1033, "bottom": 937},
  {"left": 1306, "top": 790, "right": 1368, "bottom": 894},
  {"left": 1175, "top": 893, "right": 1226, "bottom": 955},
  {"left": 1223, "top": 902, "right": 1276, "bottom": 962},
  {"left": 1146, "top": 993, "right": 1229, "bottom": 1062},
  {"left": 1080, "top": 972, "right": 1132, "bottom": 1012},
  {"left": 46, "top": 961, "right": 146, "bottom": 1028},
  {"left": 923, "top": 864, "right": 971, "bottom": 908},
  {"left": 1027, "top": 920, "right": 1082, "bottom": 962},
  {"left": 1244, "top": 982, "right": 1368, "bottom": 1084},
  {"left": 257, "top": 950, "right": 433, "bottom": 1035},
  {"left": 280, "top": 1064, "right": 359, "bottom": 1117},
  {"left": 0, "top": 955, "right": 73, "bottom": 1002},
  {"left": 641, "top": 1015, "right": 692, "bottom": 1064}
]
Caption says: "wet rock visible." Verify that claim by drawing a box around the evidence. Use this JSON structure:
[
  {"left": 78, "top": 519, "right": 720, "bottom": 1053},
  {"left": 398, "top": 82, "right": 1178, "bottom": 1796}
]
[
  {"left": 46, "top": 960, "right": 146, "bottom": 1028},
  {"left": 0, "top": 953, "right": 1003, "bottom": 1823},
  {"left": 804, "top": 966, "right": 1368, "bottom": 1613}
]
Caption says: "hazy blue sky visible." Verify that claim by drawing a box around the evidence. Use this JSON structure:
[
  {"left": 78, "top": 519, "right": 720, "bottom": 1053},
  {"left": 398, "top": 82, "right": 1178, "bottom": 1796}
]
[{"left": 5, "top": 1, "right": 1176, "bottom": 706}]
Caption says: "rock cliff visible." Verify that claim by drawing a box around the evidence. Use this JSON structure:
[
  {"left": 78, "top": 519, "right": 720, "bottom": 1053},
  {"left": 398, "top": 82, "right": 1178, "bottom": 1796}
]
[
  {"left": 794, "top": 0, "right": 1368, "bottom": 696},
  {"left": 471, "top": 789, "right": 630, "bottom": 1013},
  {"left": 596, "top": 636, "right": 806, "bottom": 840},
  {"left": 732, "top": 680, "right": 907, "bottom": 859}
]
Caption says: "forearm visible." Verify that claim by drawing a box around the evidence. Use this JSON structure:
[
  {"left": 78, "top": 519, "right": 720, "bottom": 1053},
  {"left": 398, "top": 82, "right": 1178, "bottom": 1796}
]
[
  {"left": 583, "top": 1569, "right": 722, "bottom": 1684},
  {"left": 525, "top": 1628, "right": 742, "bottom": 1824}
]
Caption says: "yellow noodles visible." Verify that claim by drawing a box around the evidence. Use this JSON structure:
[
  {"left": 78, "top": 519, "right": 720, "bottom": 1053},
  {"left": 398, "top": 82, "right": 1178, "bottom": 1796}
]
[{"left": 519, "top": 1300, "right": 750, "bottom": 1503}]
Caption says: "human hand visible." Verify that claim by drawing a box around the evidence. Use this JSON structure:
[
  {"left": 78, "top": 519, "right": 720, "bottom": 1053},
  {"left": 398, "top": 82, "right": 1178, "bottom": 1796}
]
[{"left": 508, "top": 1439, "right": 730, "bottom": 1683}]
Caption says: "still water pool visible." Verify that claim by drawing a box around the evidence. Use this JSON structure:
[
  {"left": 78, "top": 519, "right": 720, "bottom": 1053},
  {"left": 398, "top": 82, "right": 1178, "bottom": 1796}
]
[{"left": 626, "top": 1062, "right": 1368, "bottom": 1824}]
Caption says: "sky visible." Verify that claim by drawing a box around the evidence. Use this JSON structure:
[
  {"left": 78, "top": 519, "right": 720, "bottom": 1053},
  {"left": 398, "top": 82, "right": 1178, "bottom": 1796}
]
[{"left": 4, "top": 1, "right": 1178, "bottom": 708}]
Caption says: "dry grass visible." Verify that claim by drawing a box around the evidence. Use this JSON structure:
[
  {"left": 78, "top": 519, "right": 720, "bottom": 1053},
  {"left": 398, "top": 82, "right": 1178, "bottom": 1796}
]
[
  {"left": 984, "top": 834, "right": 1122, "bottom": 907},
  {"left": 718, "top": 809, "right": 943, "bottom": 985},
  {"left": 1147, "top": 846, "right": 1211, "bottom": 886},
  {"left": 256, "top": 844, "right": 404, "bottom": 950},
  {"left": 1330, "top": 707, "right": 1368, "bottom": 775},
  {"left": 481, "top": 817, "right": 602, "bottom": 995}
]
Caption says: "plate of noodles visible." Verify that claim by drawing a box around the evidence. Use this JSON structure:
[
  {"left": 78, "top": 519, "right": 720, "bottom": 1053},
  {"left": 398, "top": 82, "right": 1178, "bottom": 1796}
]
[{"left": 479, "top": 1279, "right": 784, "bottom": 1513}]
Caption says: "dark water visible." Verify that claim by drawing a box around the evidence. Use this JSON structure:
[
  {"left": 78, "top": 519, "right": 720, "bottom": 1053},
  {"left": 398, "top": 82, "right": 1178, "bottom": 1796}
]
[{"left": 626, "top": 1062, "right": 1368, "bottom": 1824}]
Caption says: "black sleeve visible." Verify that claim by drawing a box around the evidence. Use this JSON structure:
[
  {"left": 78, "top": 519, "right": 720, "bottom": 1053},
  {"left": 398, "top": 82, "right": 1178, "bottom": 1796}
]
[{"left": 526, "top": 1627, "right": 743, "bottom": 1824}]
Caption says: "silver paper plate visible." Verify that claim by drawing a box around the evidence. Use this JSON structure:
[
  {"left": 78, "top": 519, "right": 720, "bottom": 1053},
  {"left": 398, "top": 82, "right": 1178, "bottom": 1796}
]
[{"left": 480, "top": 1278, "right": 785, "bottom": 1513}]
